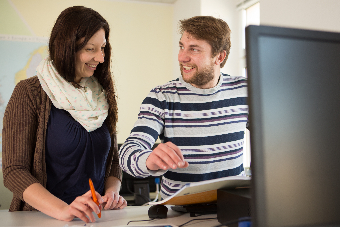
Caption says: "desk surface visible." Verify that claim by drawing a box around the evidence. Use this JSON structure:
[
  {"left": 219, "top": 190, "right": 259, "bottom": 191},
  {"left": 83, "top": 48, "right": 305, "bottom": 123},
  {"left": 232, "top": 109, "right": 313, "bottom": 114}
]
[{"left": 0, "top": 205, "right": 220, "bottom": 227}]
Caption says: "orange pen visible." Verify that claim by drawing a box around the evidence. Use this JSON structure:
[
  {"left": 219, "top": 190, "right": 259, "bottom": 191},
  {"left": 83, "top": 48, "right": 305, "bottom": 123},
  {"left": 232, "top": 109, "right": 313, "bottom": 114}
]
[{"left": 89, "top": 178, "right": 101, "bottom": 218}]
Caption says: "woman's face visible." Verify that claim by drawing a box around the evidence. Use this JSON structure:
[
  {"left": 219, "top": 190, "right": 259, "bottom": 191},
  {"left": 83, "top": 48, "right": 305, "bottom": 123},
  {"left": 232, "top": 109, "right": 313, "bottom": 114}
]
[{"left": 74, "top": 28, "right": 106, "bottom": 83}]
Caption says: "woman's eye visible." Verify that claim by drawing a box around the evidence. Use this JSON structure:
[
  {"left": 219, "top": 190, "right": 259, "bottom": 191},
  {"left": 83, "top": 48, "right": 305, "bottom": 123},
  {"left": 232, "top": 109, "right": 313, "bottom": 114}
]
[{"left": 86, "top": 48, "right": 94, "bottom": 52}]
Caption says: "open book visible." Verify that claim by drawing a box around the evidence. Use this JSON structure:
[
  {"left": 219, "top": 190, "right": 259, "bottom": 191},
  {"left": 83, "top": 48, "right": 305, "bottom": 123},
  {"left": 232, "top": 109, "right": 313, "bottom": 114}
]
[{"left": 149, "top": 175, "right": 251, "bottom": 206}]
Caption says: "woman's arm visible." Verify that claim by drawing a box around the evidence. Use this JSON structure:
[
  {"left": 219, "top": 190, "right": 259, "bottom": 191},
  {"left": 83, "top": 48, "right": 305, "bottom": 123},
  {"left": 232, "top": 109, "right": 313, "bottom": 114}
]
[
  {"left": 2, "top": 79, "right": 41, "bottom": 200},
  {"left": 3, "top": 79, "right": 103, "bottom": 222},
  {"left": 102, "top": 176, "right": 127, "bottom": 209},
  {"left": 23, "top": 183, "right": 102, "bottom": 223},
  {"left": 101, "top": 132, "right": 126, "bottom": 209}
]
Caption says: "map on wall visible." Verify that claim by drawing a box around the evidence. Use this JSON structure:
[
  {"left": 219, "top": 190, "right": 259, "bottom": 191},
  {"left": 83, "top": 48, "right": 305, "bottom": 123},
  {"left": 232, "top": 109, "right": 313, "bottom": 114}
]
[{"left": 0, "top": 35, "right": 48, "bottom": 154}]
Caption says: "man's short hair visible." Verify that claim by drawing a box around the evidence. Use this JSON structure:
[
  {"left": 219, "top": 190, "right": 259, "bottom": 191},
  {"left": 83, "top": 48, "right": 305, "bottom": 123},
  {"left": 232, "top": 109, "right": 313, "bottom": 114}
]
[{"left": 179, "top": 16, "right": 231, "bottom": 68}]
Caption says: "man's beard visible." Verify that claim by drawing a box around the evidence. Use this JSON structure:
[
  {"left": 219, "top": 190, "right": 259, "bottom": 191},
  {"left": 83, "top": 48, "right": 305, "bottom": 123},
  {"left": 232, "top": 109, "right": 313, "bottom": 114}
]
[{"left": 181, "top": 62, "right": 215, "bottom": 86}]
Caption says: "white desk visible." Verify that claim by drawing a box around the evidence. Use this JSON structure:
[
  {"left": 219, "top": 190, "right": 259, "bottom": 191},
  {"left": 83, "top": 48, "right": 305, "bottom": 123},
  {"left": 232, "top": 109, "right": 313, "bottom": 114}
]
[{"left": 0, "top": 205, "right": 220, "bottom": 227}]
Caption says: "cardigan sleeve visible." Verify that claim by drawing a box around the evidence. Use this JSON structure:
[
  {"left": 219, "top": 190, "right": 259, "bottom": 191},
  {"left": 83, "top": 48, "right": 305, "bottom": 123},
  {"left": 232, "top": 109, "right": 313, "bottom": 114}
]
[
  {"left": 2, "top": 80, "right": 41, "bottom": 200},
  {"left": 105, "top": 133, "right": 122, "bottom": 182}
]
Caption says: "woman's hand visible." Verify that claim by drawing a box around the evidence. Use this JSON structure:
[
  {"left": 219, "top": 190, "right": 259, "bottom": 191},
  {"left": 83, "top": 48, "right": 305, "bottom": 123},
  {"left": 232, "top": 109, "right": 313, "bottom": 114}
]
[
  {"left": 59, "top": 190, "right": 103, "bottom": 223},
  {"left": 23, "top": 183, "right": 102, "bottom": 223},
  {"left": 102, "top": 190, "right": 127, "bottom": 210}
]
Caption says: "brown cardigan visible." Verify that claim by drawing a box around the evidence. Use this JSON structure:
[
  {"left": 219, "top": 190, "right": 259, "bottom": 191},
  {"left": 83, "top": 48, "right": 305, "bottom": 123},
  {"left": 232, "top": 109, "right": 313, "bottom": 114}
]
[{"left": 2, "top": 76, "right": 122, "bottom": 211}]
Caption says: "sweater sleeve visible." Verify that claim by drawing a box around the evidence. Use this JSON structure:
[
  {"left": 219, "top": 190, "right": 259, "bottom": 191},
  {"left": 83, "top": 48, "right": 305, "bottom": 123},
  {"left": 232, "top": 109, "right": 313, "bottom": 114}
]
[
  {"left": 2, "top": 80, "right": 41, "bottom": 200},
  {"left": 119, "top": 88, "right": 167, "bottom": 178}
]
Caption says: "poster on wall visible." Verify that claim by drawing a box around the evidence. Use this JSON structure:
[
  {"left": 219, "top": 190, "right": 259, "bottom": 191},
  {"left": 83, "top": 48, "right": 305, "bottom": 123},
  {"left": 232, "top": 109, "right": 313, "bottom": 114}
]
[{"left": 0, "top": 35, "right": 48, "bottom": 156}]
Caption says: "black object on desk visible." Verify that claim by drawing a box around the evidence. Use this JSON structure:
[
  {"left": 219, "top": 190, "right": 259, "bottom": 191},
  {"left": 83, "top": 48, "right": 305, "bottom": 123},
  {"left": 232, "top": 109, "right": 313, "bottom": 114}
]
[
  {"left": 171, "top": 203, "right": 217, "bottom": 217},
  {"left": 148, "top": 205, "right": 168, "bottom": 219},
  {"left": 217, "top": 188, "right": 251, "bottom": 226}
]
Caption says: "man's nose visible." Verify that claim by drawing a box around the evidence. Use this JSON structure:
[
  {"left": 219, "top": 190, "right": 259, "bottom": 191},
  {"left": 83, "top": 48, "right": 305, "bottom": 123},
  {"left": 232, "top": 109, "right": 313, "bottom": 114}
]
[{"left": 178, "top": 49, "right": 190, "bottom": 63}]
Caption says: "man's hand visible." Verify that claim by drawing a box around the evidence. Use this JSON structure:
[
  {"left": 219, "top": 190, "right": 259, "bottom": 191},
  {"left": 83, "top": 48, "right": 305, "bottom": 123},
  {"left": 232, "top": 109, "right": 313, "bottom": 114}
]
[{"left": 146, "top": 142, "right": 189, "bottom": 171}]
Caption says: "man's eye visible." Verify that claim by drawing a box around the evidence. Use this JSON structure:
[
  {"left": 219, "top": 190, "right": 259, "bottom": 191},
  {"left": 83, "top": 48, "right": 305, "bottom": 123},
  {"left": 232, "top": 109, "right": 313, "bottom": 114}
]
[{"left": 179, "top": 46, "right": 184, "bottom": 50}]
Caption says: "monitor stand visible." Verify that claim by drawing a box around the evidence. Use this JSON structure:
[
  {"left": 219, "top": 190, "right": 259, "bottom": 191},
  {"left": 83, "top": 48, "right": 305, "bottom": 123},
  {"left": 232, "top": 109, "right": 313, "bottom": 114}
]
[
  {"left": 171, "top": 202, "right": 217, "bottom": 217},
  {"left": 217, "top": 187, "right": 251, "bottom": 226}
]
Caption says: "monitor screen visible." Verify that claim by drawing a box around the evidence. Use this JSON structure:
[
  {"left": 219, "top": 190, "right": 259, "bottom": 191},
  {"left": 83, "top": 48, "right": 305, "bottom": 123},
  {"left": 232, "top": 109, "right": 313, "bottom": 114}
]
[{"left": 246, "top": 25, "right": 340, "bottom": 227}]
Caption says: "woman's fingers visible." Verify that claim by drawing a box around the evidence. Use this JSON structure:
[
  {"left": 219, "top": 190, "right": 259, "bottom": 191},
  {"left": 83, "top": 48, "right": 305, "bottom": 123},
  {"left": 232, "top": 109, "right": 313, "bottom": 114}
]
[
  {"left": 68, "top": 202, "right": 93, "bottom": 223},
  {"left": 102, "top": 191, "right": 127, "bottom": 210},
  {"left": 67, "top": 191, "right": 102, "bottom": 223},
  {"left": 115, "top": 196, "right": 127, "bottom": 209}
]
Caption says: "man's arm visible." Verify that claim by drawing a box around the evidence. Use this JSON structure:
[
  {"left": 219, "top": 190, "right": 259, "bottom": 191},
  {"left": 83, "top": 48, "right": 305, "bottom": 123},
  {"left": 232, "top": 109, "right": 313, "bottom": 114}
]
[
  {"left": 119, "top": 88, "right": 188, "bottom": 178},
  {"left": 119, "top": 89, "right": 166, "bottom": 178}
]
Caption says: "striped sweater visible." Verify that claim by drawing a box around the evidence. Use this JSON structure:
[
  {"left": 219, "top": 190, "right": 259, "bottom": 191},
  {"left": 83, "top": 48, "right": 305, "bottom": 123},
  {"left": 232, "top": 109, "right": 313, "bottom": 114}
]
[{"left": 119, "top": 73, "right": 248, "bottom": 198}]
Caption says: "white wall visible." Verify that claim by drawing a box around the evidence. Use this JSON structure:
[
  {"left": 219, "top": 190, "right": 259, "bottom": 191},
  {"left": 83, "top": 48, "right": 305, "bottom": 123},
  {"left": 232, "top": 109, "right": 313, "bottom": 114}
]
[
  {"left": 201, "top": 0, "right": 243, "bottom": 77},
  {"left": 261, "top": 0, "right": 340, "bottom": 32},
  {"left": 172, "top": 0, "right": 201, "bottom": 78},
  {"left": 0, "top": 0, "right": 174, "bottom": 144},
  {"left": 0, "top": 0, "right": 174, "bottom": 210}
]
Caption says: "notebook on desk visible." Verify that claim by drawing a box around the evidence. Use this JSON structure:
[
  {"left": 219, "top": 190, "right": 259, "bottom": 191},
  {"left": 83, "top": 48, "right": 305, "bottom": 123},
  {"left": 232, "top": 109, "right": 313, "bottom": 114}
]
[{"left": 148, "top": 175, "right": 250, "bottom": 206}]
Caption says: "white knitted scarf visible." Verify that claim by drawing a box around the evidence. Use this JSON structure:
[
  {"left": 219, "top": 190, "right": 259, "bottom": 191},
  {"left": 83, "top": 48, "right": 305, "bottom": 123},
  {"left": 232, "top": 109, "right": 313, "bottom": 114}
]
[{"left": 36, "top": 57, "right": 108, "bottom": 132}]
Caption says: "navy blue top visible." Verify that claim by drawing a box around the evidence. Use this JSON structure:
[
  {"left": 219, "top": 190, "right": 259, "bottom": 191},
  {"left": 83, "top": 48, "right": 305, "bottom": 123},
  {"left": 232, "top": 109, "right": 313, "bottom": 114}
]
[{"left": 46, "top": 105, "right": 111, "bottom": 204}]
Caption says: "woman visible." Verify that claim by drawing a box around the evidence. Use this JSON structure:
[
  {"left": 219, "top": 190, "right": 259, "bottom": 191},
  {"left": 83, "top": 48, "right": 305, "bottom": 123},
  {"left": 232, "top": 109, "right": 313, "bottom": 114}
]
[{"left": 2, "top": 6, "right": 126, "bottom": 223}]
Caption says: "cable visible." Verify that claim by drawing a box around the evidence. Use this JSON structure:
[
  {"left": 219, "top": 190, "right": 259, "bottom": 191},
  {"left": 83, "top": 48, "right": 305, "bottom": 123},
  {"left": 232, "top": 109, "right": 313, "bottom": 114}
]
[
  {"left": 151, "top": 178, "right": 160, "bottom": 202},
  {"left": 178, "top": 217, "right": 217, "bottom": 227},
  {"left": 126, "top": 218, "right": 155, "bottom": 225},
  {"left": 213, "top": 217, "right": 252, "bottom": 227},
  {"left": 126, "top": 180, "right": 150, "bottom": 205}
]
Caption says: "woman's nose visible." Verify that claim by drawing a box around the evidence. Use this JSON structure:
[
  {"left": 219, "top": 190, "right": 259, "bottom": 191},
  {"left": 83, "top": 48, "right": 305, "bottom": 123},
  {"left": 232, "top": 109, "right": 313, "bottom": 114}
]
[{"left": 94, "top": 50, "right": 105, "bottom": 63}]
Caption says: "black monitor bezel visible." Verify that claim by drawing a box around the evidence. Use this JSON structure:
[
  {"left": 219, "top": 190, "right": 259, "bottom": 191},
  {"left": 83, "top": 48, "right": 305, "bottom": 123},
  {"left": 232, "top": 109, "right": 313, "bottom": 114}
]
[{"left": 246, "top": 25, "right": 340, "bottom": 227}]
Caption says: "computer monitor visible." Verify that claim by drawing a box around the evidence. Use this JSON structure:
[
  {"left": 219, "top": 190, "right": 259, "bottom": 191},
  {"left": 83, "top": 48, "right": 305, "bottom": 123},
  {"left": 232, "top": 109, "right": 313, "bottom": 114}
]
[{"left": 246, "top": 25, "right": 340, "bottom": 227}]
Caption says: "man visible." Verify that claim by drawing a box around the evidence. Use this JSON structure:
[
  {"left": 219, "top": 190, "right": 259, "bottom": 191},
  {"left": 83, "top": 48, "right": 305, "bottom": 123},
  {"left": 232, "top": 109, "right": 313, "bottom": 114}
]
[{"left": 119, "top": 16, "right": 248, "bottom": 199}]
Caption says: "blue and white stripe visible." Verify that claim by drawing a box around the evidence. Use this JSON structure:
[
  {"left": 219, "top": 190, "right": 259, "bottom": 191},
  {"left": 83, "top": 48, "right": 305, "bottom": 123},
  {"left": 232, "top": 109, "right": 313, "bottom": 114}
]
[{"left": 119, "top": 73, "right": 248, "bottom": 198}]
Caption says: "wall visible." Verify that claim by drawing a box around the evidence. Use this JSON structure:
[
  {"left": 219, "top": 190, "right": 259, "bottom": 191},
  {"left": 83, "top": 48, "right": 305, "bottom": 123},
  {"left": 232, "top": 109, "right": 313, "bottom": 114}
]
[
  {"left": 0, "top": 0, "right": 174, "bottom": 144},
  {"left": 260, "top": 0, "right": 340, "bottom": 32},
  {"left": 2, "top": 0, "right": 339, "bottom": 211},
  {"left": 1, "top": 0, "right": 244, "bottom": 210},
  {"left": 172, "top": 0, "right": 201, "bottom": 78},
  {"left": 0, "top": 0, "right": 173, "bottom": 210},
  {"left": 201, "top": 0, "right": 243, "bottom": 77}
]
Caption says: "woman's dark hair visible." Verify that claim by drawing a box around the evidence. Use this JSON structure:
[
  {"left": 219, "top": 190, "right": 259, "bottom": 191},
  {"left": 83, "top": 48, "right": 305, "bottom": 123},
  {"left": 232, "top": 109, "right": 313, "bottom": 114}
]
[{"left": 49, "top": 6, "right": 118, "bottom": 134}]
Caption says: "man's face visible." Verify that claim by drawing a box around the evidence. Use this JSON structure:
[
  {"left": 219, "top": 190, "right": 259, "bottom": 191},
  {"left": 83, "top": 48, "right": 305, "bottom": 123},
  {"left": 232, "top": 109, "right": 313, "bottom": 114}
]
[{"left": 178, "top": 31, "right": 219, "bottom": 89}]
